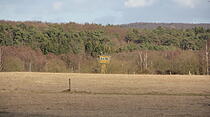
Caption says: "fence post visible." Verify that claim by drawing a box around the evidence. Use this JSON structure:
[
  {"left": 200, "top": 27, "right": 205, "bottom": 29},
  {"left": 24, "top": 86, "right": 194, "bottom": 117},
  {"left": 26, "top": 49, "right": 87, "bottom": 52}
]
[{"left": 69, "top": 78, "right": 71, "bottom": 92}]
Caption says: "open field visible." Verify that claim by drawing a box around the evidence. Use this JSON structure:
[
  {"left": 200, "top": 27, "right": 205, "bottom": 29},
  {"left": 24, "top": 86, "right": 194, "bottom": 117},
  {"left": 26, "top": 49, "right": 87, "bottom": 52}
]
[{"left": 0, "top": 72, "right": 210, "bottom": 117}]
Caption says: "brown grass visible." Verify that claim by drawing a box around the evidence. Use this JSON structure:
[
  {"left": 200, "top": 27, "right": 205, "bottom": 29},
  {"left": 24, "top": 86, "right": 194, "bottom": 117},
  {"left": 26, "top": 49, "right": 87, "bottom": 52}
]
[{"left": 0, "top": 72, "right": 210, "bottom": 117}]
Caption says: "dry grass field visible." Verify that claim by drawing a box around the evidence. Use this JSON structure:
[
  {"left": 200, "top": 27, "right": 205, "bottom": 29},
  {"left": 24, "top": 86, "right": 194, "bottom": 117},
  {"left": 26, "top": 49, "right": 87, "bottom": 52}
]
[{"left": 0, "top": 72, "right": 210, "bottom": 117}]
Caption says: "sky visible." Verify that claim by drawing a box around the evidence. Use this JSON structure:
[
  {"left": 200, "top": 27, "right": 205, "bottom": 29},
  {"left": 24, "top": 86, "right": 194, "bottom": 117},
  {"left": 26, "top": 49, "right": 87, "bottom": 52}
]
[{"left": 0, "top": 0, "right": 210, "bottom": 24}]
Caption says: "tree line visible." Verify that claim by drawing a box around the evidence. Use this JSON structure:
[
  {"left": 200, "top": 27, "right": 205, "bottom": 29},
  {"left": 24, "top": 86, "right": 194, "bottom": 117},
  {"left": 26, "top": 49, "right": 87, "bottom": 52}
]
[{"left": 0, "top": 21, "right": 209, "bottom": 74}]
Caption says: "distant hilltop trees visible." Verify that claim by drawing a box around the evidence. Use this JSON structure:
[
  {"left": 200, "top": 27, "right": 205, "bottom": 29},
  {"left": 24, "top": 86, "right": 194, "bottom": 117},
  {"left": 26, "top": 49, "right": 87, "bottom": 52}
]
[{"left": 120, "top": 22, "right": 210, "bottom": 30}]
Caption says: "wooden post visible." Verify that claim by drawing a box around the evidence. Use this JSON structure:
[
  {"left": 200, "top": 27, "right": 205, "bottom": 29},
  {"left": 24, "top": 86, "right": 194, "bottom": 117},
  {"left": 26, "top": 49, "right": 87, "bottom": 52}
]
[
  {"left": 69, "top": 78, "right": 71, "bottom": 92},
  {"left": 101, "top": 64, "right": 106, "bottom": 74}
]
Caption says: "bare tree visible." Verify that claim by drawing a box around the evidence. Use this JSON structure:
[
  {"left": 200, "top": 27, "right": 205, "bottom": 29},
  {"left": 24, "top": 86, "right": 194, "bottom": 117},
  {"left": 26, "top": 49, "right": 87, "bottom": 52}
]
[
  {"left": 137, "top": 51, "right": 143, "bottom": 71},
  {"left": 145, "top": 51, "right": 148, "bottom": 70},
  {"left": 29, "top": 61, "right": 32, "bottom": 72},
  {"left": 137, "top": 51, "right": 148, "bottom": 72},
  {"left": 0, "top": 48, "right": 2, "bottom": 71},
  {"left": 206, "top": 40, "right": 209, "bottom": 75},
  {"left": 0, "top": 47, "right": 3, "bottom": 71}
]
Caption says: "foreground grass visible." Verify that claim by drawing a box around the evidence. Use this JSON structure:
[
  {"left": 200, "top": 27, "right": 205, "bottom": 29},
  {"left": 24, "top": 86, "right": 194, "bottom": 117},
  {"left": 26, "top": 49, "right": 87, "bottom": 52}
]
[{"left": 1, "top": 72, "right": 210, "bottom": 96}]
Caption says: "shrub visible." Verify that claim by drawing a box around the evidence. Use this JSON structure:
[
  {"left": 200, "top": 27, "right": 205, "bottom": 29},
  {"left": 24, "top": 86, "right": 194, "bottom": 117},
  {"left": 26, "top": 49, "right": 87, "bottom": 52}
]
[
  {"left": 171, "top": 51, "right": 200, "bottom": 74},
  {"left": 44, "top": 58, "right": 67, "bottom": 72},
  {"left": 3, "top": 56, "right": 25, "bottom": 72}
]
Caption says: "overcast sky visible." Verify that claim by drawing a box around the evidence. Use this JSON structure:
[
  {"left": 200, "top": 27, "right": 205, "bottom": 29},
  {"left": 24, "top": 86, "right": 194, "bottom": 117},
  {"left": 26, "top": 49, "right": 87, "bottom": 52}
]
[{"left": 0, "top": 0, "right": 210, "bottom": 24}]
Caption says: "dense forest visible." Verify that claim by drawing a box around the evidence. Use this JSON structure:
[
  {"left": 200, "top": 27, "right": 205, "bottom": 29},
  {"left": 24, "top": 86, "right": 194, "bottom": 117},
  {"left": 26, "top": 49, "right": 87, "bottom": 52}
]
[{"left": 0, "top": 21, "right": 209, "bottom": 75}]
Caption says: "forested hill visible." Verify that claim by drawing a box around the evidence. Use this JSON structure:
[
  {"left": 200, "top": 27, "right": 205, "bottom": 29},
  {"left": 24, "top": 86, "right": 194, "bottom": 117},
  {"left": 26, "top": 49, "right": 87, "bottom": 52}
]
[
  {"left": 0, "top": 20, "right": 210, "bottom": 55},
  {"left": 0, "top": 21, "right": 209, "bottom": 74},
  {"left": 120, "top": 22, "right": 210, "bottom": 29}
]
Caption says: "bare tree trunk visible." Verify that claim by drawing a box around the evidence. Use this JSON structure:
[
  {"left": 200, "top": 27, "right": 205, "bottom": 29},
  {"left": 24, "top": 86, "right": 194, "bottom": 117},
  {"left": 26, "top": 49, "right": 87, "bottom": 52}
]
[
  {"left": 29, "top": 61, "right": 32, "bottom": 72},
  {"left": 78, "top": 55, "right": 81, "bottom": 73},
  {"left": 138, "top": 51, "right": 149, "bottom": 72},
  {"left": 0, "top": 47, "right": 2, "bottom": 71},
  {"left": 206, "top": 41, "right": 209, "bottom": 75},
  {"left": 145, "top": 51, "right": 148, "bottom": 70},
  {"left": 139, "top": 52, "right": 143, "bottom": 71},
  {"left": 143, "top": 52, "right": 146, "bottom": 70}
]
